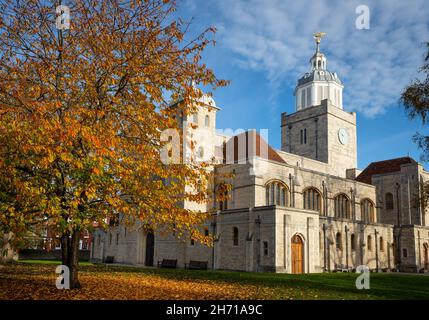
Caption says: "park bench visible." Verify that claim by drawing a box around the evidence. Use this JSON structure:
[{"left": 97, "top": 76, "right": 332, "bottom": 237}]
[
  {"left": 157, "top": 259, "right": 177, "bottom": 269},
  {"left": 104, "top": 256, "right": 114, "bottom": 263},
  {"left": 185, "top": 260, "right": 208, "bottom": 270},
  {"left": 333, "top": 264, "right": 352, "bottom": 272}
]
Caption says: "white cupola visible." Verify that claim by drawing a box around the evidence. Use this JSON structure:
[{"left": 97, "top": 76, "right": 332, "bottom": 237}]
[{"left": 294, "top": 32, "right": 344, "bottom": 111}]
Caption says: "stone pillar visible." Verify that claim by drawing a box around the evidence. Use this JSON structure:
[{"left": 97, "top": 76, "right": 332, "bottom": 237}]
[
  {"left": 283, "top": 214, "right": 291, "bottom": 273},
  {"left": 245, "top": 207, "right": 254, "bottom": 272}
]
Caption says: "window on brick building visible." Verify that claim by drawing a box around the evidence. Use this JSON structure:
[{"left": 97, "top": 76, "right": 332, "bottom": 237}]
[
  {"left": 263, "top": 241, "right": 268, "bottom": 256},
  {"left": 385, "top": 193, "right": 394, "bottom": 210},
  {"left": 233, "top": 227, "right": 239, "bottom": 246},
  {"left": 336, "top": 232, "right": 342, "bottom": 250},
  {"left": 351, "top": 234, "right": 356, "bottom": 251},
  {"left": 300, "top": 128, "right": 307, "bottom": 144}
]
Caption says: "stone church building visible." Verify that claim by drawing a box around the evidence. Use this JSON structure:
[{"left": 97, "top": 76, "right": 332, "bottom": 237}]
[{"left": 91, "top": 36, "right": 429, "bottom": 274}]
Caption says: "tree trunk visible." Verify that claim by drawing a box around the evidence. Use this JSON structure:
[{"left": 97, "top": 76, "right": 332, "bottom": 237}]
[
  {"left": 60, "top": 231, "right": 81, "bottom": 289},
  {"left": 0, "top": 232, "right": 16, "bottom": 263},
  {"left": 60, "top": 234, "right": 69, "bottom": 266}
]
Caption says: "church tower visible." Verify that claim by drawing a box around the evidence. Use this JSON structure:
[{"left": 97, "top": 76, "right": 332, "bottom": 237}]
[{"left": 281, "top": 33, "right": 357, "bottom": 177}]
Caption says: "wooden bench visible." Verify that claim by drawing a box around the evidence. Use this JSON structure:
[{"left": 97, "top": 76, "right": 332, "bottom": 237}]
[
  {"left": 104, "top": 256, "right": 114, "bottom": 263},
  {"left": 157, "top": 259, "right": 177, "bottom": 269},
  {"left": 334, "top": 264, "right": 352, "bottom": 273},
  {"left": 185, "top": 260, "right": 208, "bottom": 270}
]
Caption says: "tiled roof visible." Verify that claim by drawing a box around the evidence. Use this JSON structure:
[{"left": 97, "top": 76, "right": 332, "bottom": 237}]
[
  {"left": 222, "top": 131, "right": 286, "bottom": 164},
  {"left": 356, "top": 157, "right": 417, "bottom": 184}
]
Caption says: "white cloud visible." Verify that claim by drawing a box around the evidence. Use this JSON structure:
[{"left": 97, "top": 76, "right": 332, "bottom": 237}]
[{"left": 215, "top": 0, "right": 429, "bottom": 117}]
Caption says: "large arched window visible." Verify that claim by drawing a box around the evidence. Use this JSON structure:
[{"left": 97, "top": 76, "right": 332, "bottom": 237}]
[
  {"left": 385, "top": 192, "right": 394, "bottom": 210},
  {"left": 233, "top": 227, "right": 239, "bottom": 246},
  {"left": 334, "top": 194, "right": 351, "bottom": 219},
  {"left": 265, "top": 181, "right": 288, "bottom": 206},
  {"left": 303, "top": 187, "right": 322, "bottom": 214},
  {"left": 361, "top": 199, "right": 375, "bottom": 223}
]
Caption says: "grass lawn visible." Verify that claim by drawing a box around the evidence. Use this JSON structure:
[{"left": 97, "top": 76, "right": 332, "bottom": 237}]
[
  {"left": 0, "top": 260, "right": 428, "bottom": 300},
  {"left": 18, "top": 259, "right": 94, "bottom": 266}
]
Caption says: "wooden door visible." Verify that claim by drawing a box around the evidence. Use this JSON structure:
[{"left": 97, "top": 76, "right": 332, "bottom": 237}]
[{"left": 291, "top": 235, "right": 304, "bottom": 274}]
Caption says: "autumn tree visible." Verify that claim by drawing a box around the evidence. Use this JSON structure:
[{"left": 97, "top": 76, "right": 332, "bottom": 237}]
[{"left": 0, "top": 0, "right": 227, "bottom": 287}]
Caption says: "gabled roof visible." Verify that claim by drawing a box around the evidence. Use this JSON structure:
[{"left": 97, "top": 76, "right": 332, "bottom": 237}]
[
  {"left": 222, "top": 131, "right": 286, "bottom": 164},
  {"left": 356, "top": 157, "right": 417, "bottom": 185}
]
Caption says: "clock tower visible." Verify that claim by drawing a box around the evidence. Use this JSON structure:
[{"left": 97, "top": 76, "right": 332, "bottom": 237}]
[{"left": 281, "top": 33, "right": 357, "bottom": 177}]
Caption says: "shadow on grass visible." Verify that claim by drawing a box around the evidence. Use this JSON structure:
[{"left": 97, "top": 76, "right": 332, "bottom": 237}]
[
  {"left": 79, "top": 263, "right": 429, "bottom": 300},
  {"left": 14, "top": 261, "right": 429, "bottom": 300}
]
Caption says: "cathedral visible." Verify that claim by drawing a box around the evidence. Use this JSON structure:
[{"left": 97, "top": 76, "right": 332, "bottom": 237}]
[{"left": 91, "top": 35, "right": 429, "bottom": 274}]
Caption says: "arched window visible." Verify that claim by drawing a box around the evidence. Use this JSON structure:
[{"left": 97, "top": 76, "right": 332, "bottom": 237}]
[
  {"left": 367, "top": 235, "right": 372, "bottom": 251},
  {"left": 205, "top": 115, "right": 210, "bottom": 127},
  {"left": 361, "top": 199, "right": 375, "bottom": 223},
  {"left": 265, "top": 181, "right": 288, "bottom": 206},
  {"left": 351, "top": 234, "right": 356, "bottom": 251},
  {"left": 334, "top": 194, "right": 351, "bottom": 219},
  {"left": 379, "top": 236, "right": 384, "bottom": 251},
  {"left": 386, "top": 193, "right": 394, "bottom": 210},
  {"left": 303, "top": 187, "right": 322, "bottom": 214},
  {"left": 233, "top": 227, "right": 238, "bottom": 246},
  {"left": 336, "top": 232, "right": 342, "bottom": 250}
]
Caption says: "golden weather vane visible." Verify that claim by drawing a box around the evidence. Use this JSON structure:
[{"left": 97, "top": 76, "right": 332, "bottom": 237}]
[{"left": 313, "top": 32, "right": 326, "bottom": 52}]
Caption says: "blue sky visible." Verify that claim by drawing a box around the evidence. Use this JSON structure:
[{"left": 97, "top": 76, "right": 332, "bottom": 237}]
[{"left": 177, "top": 0, "right": 429, "bottom": 170}]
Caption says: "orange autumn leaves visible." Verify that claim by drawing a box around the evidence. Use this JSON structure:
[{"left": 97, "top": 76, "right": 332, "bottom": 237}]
[
  {"left": 0, "top": 264, "right": 274, "bottom": 300},
  {"left": 0, "top": 0, "right": 228, "bottom": 246}
]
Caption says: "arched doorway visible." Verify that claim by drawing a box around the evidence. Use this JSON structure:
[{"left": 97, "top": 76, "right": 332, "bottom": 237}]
[
  {"left": 145, "top": 231, "right": 155, "bottom": 267},
  {"left": 291, "top": 234, "right": 304, "bottom": 274},
  {"left": 424, "top": 243, "right": 429, "bottom": 270}
]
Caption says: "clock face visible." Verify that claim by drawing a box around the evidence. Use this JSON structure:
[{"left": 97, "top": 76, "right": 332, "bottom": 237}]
[{"left": 338, "top": 128, "right": 349, "bottom": 145}]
